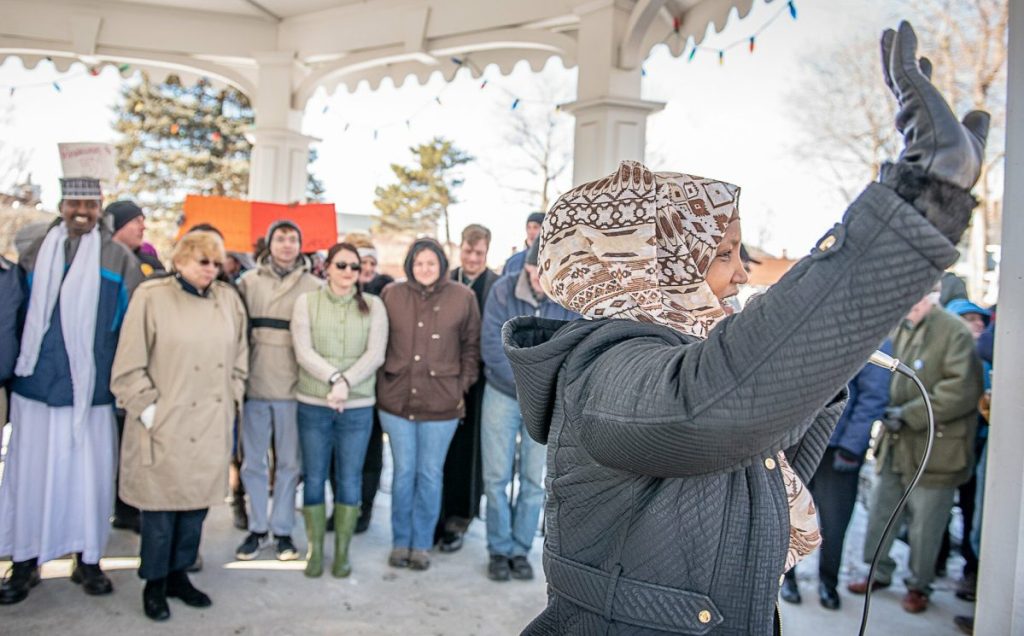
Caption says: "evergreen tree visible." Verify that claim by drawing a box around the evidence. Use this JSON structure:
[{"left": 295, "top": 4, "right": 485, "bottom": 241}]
[
  {"left": 372, "top": 137, "right": 473, "bottom": 247},
  {"left": 113, "top": 73, "right": 325, "bottom": 250}
]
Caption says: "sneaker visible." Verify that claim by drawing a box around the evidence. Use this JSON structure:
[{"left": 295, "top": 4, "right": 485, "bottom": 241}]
[
  {"left": 275, "top": 535, "right": 299, "bottom": 561},
  {"left": 509, "top": 555, "right": 534, "bottom": 581},
  {"left": 488, "top": 555, "right": 511, "bottom": 582},
  {"left": 388, "top": 548, "right": 410, "bottom": 568},
  {"left": 235, "top": 532, "right": 268, "bottom": 560}
]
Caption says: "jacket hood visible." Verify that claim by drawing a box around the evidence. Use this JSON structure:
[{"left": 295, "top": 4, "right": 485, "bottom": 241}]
[
  {"left": 502, "top": 316, "right": 604, "bottom": 444},
  {"left": 403, "top": 238, "right": 449, "bottom": 291}
]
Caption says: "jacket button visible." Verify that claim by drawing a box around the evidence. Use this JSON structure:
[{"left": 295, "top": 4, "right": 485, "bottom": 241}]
[
  {"left": 411, "top": 388, "right": 418, "bottom": 395},
  {"left": 414, "top": 355, "right": 421, "bottom": 361},
  {"left": 418, "top": 321, "right": 424, "bottom": 328},
  {"left": 191, "top": 401, "right": 197, "bottom": 408},
  {"left": 409, "top": 415, "right": 416, "bottom": 421},
  {"left": 818, "top": 235, "right": 836, "bottom": 251},
  {"left": 764, "top": 457, "right": 777, "bottom": 470},
  {"left": 194, "top": 365, "right": 201, "bottom": 371},
  {"left": 698, "top": 610, "right": 711, "bottom": 624},
  {"left": 189, "top": 437, "right": 196, "bottom": 443},
  {"left": 430, "top": 371, "right": 436, "bottom": 377}
]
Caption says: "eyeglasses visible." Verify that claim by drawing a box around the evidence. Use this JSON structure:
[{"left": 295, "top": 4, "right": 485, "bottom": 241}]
[
  {"left": 333, "top": 262, "right": 361, "bottom": 271},
  {"left": 198, "top": 258, "right": 223, "bottom": 269}
]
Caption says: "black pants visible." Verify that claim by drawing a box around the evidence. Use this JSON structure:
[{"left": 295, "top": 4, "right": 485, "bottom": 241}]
[
  {"left": 785, "top": 447, "right": 860, "bottom": 590},
  {"left": 139, "top": 509, "right": 208, "bottom": 580},
  {"left": 435, "top": 376, "right": 485, "bottom": 540},
  {"left": 359, "top": 409, "right": 385, "bottom": 519},
  {"left": 113, "top": 411, "right": 140, "bottom": 524}
]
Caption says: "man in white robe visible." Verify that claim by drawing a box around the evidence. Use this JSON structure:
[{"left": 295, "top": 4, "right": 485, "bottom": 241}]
[{"left": 0, "top": 177, "right": 143, "bottom": 604}]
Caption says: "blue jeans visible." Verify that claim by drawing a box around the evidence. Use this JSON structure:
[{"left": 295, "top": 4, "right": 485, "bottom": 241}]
[
  {"left": 481, "top": 384, "right": 546, "bottom": 557},
  {"left": 297, "top": 403, "right": 373, "bottom": 506},
  {"left": 378, "top": 411, "right": 458, "bottom": 551}
]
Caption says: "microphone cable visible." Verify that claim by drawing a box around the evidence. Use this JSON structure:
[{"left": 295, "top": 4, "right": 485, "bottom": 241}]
[{"left": 858, "top": 351, "right": 935, "bottom": 636}]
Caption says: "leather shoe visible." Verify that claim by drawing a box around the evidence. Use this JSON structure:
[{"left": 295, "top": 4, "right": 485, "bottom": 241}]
[
  {"left": 438, "top": 530, "right": 463, "bottom": 553},
  {"left": 847, "top": 577, "right": 890, "bottom": 595},
  {"left": 70, "top": 556, "right": 114, "bottom": 595},
  {"left": 0, "top": 560, "right": 40, "bottom": 605},
  {"left": 487, "top": 555, "right": 511, "bottom": 582},
  {"left": 780, "top": 576, "right": 801, "bottom": 604},
  {"left": 166, "top": 570, "right": 212, "bottom": 608},
  {"left": 954, "top": 615, "right": 974, "bottom": 635},
  {"left": 819, "top": 583, "right": 840, "bottom": 610},
  {"left": 143, "top": 579, "right": 170, "bottom": 621},
  {"left": 901, "top": 589, "right": 929, "bottom": 613}
]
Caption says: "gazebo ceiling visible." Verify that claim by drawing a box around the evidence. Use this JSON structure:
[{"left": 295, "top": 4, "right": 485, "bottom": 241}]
[{"left": 1, "top": 0, "right": 765, "bottom": 101}]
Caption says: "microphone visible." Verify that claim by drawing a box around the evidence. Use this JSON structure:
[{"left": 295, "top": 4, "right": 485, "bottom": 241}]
[{"left": 867, "top": 349, "right": 912, "bottom": 377}]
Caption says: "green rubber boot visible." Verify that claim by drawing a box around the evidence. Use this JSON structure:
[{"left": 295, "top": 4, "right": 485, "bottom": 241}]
[
  {"left": 303, "top": 504, "right": 327, "bottom": 578},
  {"left": 332, "top": 504, "right": 361, "bottom": 578}
]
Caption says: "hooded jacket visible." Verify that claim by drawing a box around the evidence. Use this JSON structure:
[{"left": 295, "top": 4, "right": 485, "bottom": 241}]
[
  {"left": 504, "top": 178, "right": 967, "bottom": 635},
  {"left": 377, "top": 239, "right": 481, "bottom": 421},
  {"left": 236, "top": 254, "right": 322, "bottom": 401}
]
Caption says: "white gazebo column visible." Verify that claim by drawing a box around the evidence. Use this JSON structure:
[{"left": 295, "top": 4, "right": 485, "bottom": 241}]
[
  {"left": 246, "top": 52, "right": 317, "bottom": 203},
  {"left": 976, "top": 0, "right": 1024, "bottom": 633},
  {"left": 562, "top": 0, "right": 664, "bottom": 185}
]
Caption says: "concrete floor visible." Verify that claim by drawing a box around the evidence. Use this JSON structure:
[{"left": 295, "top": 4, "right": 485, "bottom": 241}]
[{"left": 0, "top": 435, "right": 972, "bottom": 635}]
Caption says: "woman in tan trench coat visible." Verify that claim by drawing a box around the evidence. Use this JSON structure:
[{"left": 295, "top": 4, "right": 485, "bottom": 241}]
[{"left": 111, "top": 230, "right": 248, "bottom": 622}]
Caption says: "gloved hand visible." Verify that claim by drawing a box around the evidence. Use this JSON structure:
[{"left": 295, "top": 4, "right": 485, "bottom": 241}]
[
  {"left": 327, "top": 378, "right": 349, "bottom": 412},
  {"left": 140, "top": 403, "right": 156, "bottom": 430},
  {"left": 832, "top": 448, "right": 862, "bottom": 473},
  {"left": 881, "top": 21, "right": 989, "bottom": 191},
  {"left": 882, "top": 405, "right": 904, "bottom": 433}
]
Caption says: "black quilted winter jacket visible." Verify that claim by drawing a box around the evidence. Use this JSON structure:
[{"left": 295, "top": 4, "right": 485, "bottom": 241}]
[{"left": 503, "top": 181, "right": 964, "bottom": 635}]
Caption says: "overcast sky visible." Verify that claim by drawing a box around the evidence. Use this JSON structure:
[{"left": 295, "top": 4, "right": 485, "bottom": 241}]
[{"left": 0, "top": 0, "right": 908, "bottom": 266}]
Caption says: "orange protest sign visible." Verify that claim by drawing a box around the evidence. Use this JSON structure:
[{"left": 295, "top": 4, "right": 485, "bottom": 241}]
[
  {"left": 251, "top": 202, "right": 338, "bottom": 252},
  {"left": 179, "top": 196, "right": 338, "bottom": 253},
  {"left": 180, "top": 195, "right": 253, "bottom": 252}
]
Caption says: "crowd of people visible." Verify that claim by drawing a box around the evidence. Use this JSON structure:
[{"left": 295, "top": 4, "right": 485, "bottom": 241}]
[{"left": 0, "top": 180, "right": 578, "bottom": 622}]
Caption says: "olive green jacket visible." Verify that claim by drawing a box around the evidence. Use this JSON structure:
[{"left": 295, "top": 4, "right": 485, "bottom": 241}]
[{"left": 879, "top": 306, "right": 983, "bottom": 488}]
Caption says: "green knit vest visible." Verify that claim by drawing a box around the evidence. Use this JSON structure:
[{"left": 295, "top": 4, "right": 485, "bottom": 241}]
[{"left": 297, "top": 288, "right": 374, "bottom": 401}]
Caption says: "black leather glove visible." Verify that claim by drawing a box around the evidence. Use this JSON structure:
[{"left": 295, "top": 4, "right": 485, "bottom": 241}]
[
  {"left": 882, "top": 405, "right": 904, "bottom": 432},
  {"left": 832, "top": 448, "right": 862, "bottom": 473},
  {"left": 881, "top": 21, "right": 989, "bottom": 190},
  {"left": 877, "top": 22, "right": 990, "bottom": 245}
]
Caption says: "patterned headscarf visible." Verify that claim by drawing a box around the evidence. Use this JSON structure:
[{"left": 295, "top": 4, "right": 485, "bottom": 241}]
[{"left": 539, "top": 160, "right": 740, "bottom": 339}]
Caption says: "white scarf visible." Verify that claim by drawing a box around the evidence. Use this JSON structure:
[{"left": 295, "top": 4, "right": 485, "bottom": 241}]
[{"left": 15, "top": 222, "right": 101, "bottom": 440}]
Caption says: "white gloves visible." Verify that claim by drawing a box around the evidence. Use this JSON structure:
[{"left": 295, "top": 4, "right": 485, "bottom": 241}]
[
  {"left": 140, "top": 404, "right": 157, "bottom": 430},
  {"left": 327, "top": 378, "right": 349, "bottom": 412}
]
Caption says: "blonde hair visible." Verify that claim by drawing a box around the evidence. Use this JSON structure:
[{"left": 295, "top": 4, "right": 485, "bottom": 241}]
[
  {"left": 171, "top": 230, "right": 226, "bottom": 271},
  {"left": 342, "top": 232, "right": 375, "bottom": 249}
]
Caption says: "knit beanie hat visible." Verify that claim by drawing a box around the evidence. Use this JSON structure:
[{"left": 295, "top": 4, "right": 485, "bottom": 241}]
[
  {"left": 266, "top": 219, "right": 302, "bottom": 247},
  {"left": 527, "top": 212, "right": 545, "bottom": 226},
  {"left": 105, "top": 200, "right": 144, "bottom": 232}
]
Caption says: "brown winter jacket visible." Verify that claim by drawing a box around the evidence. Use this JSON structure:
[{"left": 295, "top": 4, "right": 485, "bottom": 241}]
[{"left": 377, "top": 240, "right": 481, "bottom": 421}]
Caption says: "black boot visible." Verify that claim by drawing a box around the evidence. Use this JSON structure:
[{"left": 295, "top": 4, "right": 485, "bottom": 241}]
[
  {"left": 166, "top": 569, "right": 212, "bottom": 608},
  {"left": 143, "top": 578, "right": 170, "bottom": 621},
  {"left": 231, "top": 495, "right": 249, "bottom": 531},
  {"left": 780, "top": 573, "right": 801, "bottom": 604},
  {"left": 355, "top": 508, "right": 372, "bottom": 534},
  {"left": 0, "top": 559, "right": 40, "bottom": 605},
  {"left": 70, "top": 554, "right": 113, "bottom": 595}
]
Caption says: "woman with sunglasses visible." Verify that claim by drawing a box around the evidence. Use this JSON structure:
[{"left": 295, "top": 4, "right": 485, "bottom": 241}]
[
  {"left": 291, "top": 242, "right": 388, "bottom": 578},
  {"left": 111, "top": 230, "right": 249, "bottom": 621}
]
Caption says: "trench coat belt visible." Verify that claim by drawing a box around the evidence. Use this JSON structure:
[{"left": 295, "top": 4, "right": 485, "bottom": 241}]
[{"left": 543, "top": 548, "right": 723, "bottom": 634}]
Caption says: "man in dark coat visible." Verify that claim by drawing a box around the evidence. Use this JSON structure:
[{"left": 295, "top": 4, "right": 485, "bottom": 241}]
[
  {"left": 435, "top": 224, "right": 500, "bottom": 551},
  {"left": 782, "top": 340, "right": 892, "bottom": 609}
]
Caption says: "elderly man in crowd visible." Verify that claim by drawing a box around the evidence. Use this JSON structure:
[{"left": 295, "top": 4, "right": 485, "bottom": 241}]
[
  {"left": 850, "top": 287, "right": 984, "bottom": 614},
  {"left": 0, "top": 176, "right": 144, "bottom": 604}
]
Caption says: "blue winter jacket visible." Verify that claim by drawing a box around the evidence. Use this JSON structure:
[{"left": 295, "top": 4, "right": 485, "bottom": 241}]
[
  {"left": 0, "top": 256, "right": 23, "bottom": 385},
  {"left": 828, "top": 338, "right": 892, "bottom": 457},
  {"left": 482, "top": 271, "right": 579, "bottom": 398},
  {"left": 501, "top": 249, "right": 527, "bottom": 278},
  {"left": 11, "top": 223, "right": 144, "bottom": 407}
]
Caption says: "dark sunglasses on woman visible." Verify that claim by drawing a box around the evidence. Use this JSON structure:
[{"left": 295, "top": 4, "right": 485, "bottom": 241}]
[
  {"left": 333, "top": 262, "right": 361, "bottom": 271},
  {"left": 198, "top": 258, "right": 223, "bottom": 269}
]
